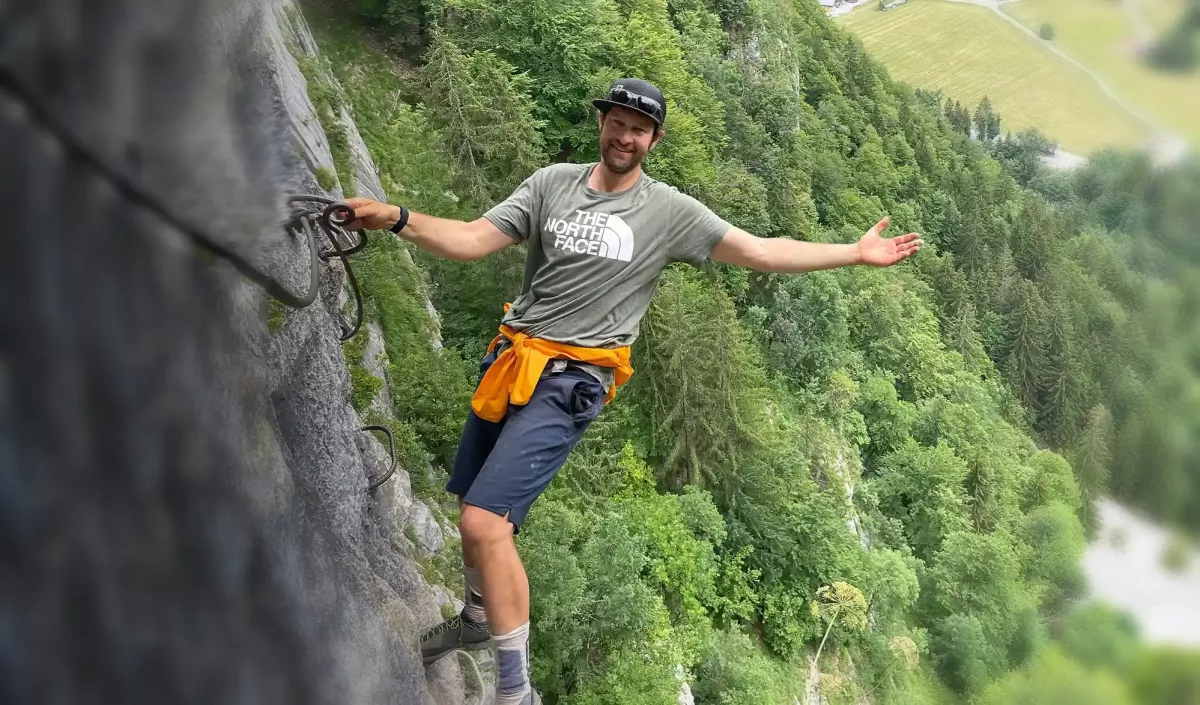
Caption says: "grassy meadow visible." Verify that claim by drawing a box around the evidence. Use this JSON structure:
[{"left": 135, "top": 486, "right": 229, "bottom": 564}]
[
  {"left": 1005, "top": 0, "right": 1200, "bottom": 148},
  {"left": 839, "top": 0, "right": 1153, "bottom": 154}
]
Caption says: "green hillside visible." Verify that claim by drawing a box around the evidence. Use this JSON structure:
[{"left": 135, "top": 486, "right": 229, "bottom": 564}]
[
  {"left": 302, "top": 0, "right": 1200, "bottom": 701},
  {"left": 839, "top": 0, "right": 1151, "bottom": 154}
]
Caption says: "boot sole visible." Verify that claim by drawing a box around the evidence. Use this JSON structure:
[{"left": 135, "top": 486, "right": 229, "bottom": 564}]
[{"left": 421, "top": 640, "right": 490, "bottom": 667}]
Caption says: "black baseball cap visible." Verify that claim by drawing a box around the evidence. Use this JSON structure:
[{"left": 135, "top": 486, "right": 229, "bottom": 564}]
[{"left": 592, "top": 78, "right": 666, "bottom": 128}]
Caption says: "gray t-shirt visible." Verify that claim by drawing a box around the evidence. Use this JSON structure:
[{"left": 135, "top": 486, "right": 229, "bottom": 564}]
[{"left": 483, "top": 163, "right": 730, "bottom": 385}]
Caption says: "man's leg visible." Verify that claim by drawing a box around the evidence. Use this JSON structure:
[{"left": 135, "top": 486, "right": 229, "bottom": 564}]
[
  {"left": 419, "top": 357, "right": 505, "bottom": 666},
  {"left": 457, "top": 369, "right": 606, "bottom": 704},
  {"left": 460, "top": 507, "right": 532, "bottom": 704},
  {"left": 458, "top": 497, "right": 488, "bottom": 625},
  {"left": 450, "top": 412, "right": 503, "bottom": 630},
  {"left": 459, "top": 506, "right": 527, "bottom": 634}
]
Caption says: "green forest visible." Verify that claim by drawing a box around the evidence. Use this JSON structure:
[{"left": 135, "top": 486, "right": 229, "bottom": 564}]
[{"left": 295, "top": 0, "right": 1200, "bottom": 701}]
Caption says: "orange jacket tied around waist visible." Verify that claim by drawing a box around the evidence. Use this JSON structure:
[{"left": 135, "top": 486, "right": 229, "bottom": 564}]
[{"left": 470, "top": 323, "right": 634, "bottom": 423}]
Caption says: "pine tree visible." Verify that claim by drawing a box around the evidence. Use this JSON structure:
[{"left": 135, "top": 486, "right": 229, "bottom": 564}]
[
  {"left": 1072, "top": 405, "right": 1112, "bottom": 534},
  {"left": 945, "top": 100, "right": 971, "bottom": 135},
  {"left": 636, "top": 268, "right": 768, "bottom": 499},
  {"left": 422, "top": 31, "right": 546, "bottom": 203},
  {"left": 982, "top": 240, "right": 1019, "bottom": 315},
  {"left": 949, "top": 169, "right": 988, "bottom": 276},
  {"left": 973, "top": 96, "right": 997, "bottom": 141},
  {"left": 965, "top": 453, "right": 1006, "bottom": 532},
  {"left": 1011, "top": 198, "right": 1062, "bottom": 282},
  {"left": 957, "top": 102, "right": 973, "bottom": 135},
  {"left": 948, "top": 300, "right": 988, "bottom": 372},
  {"left": 932, "top": 252, "right": 970, "bottom": 324},
  {"left": 1003, "top": 279, "right": 1050, "bottom": 409},
  {"left": 1039, "top": 309, "right": 1083, "bottom": 444}
]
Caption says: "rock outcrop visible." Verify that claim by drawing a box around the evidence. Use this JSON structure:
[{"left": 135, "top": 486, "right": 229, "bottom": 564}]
[
  {"left": 258, "top": 2, "right": 484, "bottom": 702},
  {"left": 3, "top": 0, "right": 490, "bottom": 699}
]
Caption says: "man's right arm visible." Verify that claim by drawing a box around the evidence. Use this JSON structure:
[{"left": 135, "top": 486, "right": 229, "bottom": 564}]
[{"left": 343, "top": 197, "right": 516, "bottom": 262}]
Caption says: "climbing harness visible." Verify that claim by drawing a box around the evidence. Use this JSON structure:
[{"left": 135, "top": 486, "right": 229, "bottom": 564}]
[{"left": 2, "top": 66, "right": 396, "bottom": 491}]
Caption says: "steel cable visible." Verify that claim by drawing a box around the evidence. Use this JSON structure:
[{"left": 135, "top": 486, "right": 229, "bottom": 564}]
[{"left": 361, "top": 425, "right": 397, "bottom": 493}]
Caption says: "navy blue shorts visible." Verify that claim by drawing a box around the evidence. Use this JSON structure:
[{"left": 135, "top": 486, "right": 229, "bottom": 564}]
[{"left": 446, "top": 347, "right": 606, "bottom": 531}]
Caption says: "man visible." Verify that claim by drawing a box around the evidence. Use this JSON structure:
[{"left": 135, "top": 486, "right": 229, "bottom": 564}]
[{"left": 344, "top": 78, "right": 922, "bottom": 704}]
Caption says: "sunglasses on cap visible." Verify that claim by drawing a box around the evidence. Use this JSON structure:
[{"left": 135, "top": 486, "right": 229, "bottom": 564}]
[{"left": 606, "top": 87, "right": 663, "bottom": 122}]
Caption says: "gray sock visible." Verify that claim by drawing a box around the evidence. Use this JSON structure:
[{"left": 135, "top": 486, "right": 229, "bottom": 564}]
[
  {"left": 493, "top": 622, "right": 531, "bottom": 704},
  {"left": 462, "top": 565, "right": 487, "bottom": 625}
]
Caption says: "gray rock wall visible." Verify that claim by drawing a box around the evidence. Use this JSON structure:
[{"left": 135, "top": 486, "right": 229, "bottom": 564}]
[
  {"left": 3, "top": 0, "right": 480, "bottom": 700},
  {"left": 5, "top": 0, "right": 481, "bottom": 701},
  {"left": 258, "top": 1, "right": 481, "bottom": 702}
]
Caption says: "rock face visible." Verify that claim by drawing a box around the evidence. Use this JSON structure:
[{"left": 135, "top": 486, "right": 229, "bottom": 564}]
[
  {"left": 362, "top": 321, "right": 396, "bottom": 414},
  {"left": 258, "top": 1, "right": 480, "bottom": 702},
  {"left": 4, "top": 0, "right": 489, "bottom": 701},
  {"left": 676, "top": 665, "right": 696, "bottom": 705},
  {"left": 5, "top": 0, "right": 476, "bottom": 701}
]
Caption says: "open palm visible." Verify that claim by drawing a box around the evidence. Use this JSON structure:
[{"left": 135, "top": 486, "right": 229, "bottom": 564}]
[{"left": 858, "top": 216, "right": 923, "bottom": 267}]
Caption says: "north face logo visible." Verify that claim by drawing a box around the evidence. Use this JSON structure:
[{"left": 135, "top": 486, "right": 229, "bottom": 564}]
[{"left": 546, "top": 209, "right": 634, "bottom": 262}]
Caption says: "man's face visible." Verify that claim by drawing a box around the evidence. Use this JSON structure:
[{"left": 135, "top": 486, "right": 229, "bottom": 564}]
[{"left": 598, "top": 106, "right": 661, "bottom": 174}]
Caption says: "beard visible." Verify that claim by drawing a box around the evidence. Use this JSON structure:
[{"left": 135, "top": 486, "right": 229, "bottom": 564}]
[{"left": 600, "top": 140, "right": 643, "bottom": 174}]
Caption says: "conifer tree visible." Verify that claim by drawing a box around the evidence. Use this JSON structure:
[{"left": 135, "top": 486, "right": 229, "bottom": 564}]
[
  {"left": 945, "top": 99, "right": 971, "bottom": 135},
  {"left": 421, "top": 31, "right": 545, "bottom": 202},
  {"left": 949, "top": 300, "right": 988, "bottom": 372},
  {"left": 974, "top": 96, "right": 998, "bottom": 141},
  {"left": 1072, "top": 405, "right": 1112, "bottom": 534},
  {"left": 636, "top": 268, "right": 767, "bottom": 499},
  {"left": 1003, "top": 279, "right": 1050, "bottom": 409},
  {"left": 958, "top": 102, "right": 973, "bottom": 135},
  {"left": 966, "top": 453, "right": 1006, "bottom": 532},
  {"left": 1039, "top": 309, "right": 1084, "bottom": 444}
]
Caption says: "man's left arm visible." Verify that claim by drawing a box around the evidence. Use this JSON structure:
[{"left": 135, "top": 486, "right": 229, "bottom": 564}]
[{"left": 710, "top": 217, "right": 923, "bottom": 273}]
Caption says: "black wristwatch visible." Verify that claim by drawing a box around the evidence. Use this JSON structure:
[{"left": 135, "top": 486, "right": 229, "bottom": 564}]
[{"left": 389, "top": 205, "right": 410, "bottom": 234}]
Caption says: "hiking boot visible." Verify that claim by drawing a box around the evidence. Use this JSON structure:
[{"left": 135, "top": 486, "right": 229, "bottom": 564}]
[{"left": 420, "top": 611, "right": 490, "bottom": 666}]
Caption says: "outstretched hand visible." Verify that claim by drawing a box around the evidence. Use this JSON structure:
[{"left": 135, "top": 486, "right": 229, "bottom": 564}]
[{"left": 857, "top": 216, "right": 923, "bottom": 267}]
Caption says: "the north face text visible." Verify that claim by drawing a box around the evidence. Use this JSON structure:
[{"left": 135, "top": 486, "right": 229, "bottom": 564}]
[{"left": 546, "top": 209, "right": 635, "bottom": 262}]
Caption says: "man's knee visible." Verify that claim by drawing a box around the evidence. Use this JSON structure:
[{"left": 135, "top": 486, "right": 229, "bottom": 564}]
[{"left": 459, "top": 504, "right": 514, "bottom": 549}]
